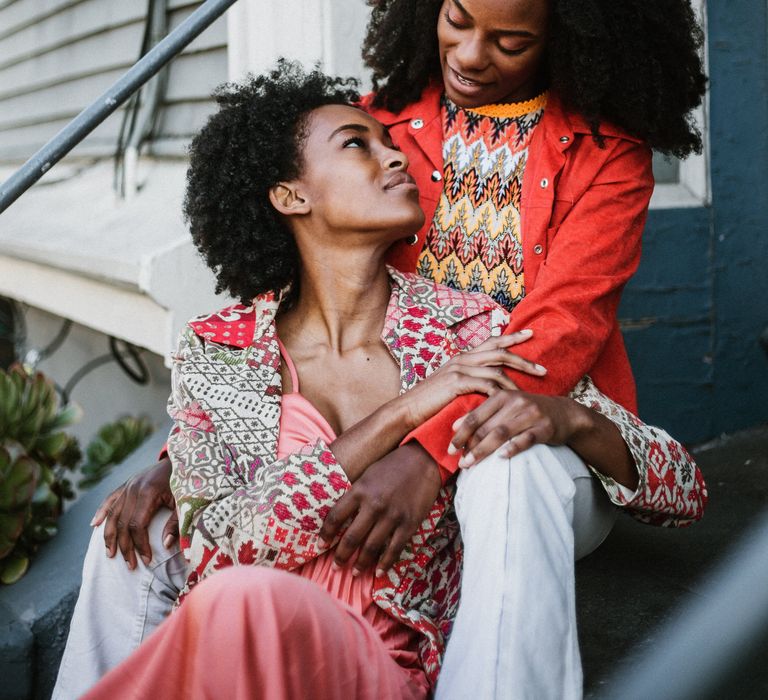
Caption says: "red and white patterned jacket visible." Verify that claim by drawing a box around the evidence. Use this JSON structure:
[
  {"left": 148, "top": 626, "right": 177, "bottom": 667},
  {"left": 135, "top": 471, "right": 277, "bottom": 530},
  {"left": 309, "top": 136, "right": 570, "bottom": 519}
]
[{"left": 167, "top": 267, "right": 706, "bottom": 685}]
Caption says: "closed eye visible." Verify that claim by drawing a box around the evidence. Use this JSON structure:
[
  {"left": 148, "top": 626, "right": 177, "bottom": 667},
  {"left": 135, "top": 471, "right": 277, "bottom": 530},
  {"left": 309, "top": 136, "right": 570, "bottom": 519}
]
[
  {"left": 498, "top": 44, "right": 528, "bottom": 56},
  {"left": 444, "top": 9, "right": 467, "bottom": 29}
]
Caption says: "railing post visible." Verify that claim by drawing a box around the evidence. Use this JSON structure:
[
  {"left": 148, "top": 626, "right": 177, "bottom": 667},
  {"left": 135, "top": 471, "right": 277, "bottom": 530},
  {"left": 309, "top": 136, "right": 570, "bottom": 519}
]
[{"left": 0, "top": 0, "right": 239, "bottom": 215}]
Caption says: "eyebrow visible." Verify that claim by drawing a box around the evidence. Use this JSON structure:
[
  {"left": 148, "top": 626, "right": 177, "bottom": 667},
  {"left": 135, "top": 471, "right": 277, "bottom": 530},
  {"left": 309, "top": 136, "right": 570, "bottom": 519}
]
[
  {"left": 327, "top": 123, "right": 392, "bottom": 142},
  {"left": 327, "top": 123, "right": 369, "bottom": 141},
  {"left": 452, "top": 0, "right": 537, "bottom": 38}
]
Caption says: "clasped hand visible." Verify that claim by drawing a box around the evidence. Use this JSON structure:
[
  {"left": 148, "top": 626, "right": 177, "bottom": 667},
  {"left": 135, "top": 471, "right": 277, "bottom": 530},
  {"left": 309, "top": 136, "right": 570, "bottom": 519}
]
[{"left": 318, "top": 331, "right": 551, "bottom": 574}]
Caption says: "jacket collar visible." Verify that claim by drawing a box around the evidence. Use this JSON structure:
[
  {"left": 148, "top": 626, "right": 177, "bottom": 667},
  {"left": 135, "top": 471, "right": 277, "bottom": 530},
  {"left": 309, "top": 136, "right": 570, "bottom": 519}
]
[
  {"left": 363, "top": 85, "right": 642, "bottom": 145},
  {"left": 544, "top": 93, "right": 643, "bottom": 145},
  {"left": 362, "top": 83, "right": 444, "bottom": 126},
  {"left": 182, "top": 268, "right": 501, "bottom": 460},
  {"left": 189, "top": 266, "right": 498, "bottom": 352},
  {"left": 382, "top": 267, "right": 500, "bottom": 390}
]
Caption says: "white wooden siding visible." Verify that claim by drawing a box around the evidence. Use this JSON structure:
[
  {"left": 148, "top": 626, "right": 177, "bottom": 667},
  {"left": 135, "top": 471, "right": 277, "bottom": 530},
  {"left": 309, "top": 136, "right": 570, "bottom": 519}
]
[{"left": 0, "top": 0, "right": 227, "bottom": 164}]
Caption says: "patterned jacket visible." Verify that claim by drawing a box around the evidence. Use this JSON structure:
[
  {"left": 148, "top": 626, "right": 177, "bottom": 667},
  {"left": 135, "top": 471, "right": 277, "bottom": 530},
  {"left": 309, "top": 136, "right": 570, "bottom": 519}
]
[{"left": 167, "top": 267, "right": 707, "bottom": 685}]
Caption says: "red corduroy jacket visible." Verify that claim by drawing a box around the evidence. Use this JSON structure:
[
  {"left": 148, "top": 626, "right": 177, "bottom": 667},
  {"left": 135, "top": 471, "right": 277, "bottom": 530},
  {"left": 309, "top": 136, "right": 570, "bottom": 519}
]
[{"left": 361, "top": 85, "right": 654, "bottom": 475}]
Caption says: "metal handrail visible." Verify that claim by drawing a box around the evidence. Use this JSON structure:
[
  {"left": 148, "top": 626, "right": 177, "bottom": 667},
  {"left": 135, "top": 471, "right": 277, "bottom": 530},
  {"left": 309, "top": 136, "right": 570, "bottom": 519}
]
[{"left": 0, "top": 0, "right": 239, "bottom": 215}]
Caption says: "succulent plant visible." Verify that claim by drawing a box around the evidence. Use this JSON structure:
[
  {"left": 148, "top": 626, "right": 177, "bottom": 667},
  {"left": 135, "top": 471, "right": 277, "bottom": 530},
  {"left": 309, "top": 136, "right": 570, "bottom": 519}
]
[
  {"left": 0, "top": 365, "right": 81, "bottom": 584},
  {"left": 78, "top": 416, "right": 153, "bottom": 489},
  {"left": 0, "top": 364, "right": 151, "bottom": 584}
]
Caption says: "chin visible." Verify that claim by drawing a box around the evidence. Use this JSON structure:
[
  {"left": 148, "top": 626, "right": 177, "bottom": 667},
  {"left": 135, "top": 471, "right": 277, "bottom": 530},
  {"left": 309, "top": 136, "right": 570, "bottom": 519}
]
[
  {"left": 409, "top": 210, "right": 426, "bottom": 231},
  {"left": 394, "top": 206, "right": 425, "bottom": 233}
]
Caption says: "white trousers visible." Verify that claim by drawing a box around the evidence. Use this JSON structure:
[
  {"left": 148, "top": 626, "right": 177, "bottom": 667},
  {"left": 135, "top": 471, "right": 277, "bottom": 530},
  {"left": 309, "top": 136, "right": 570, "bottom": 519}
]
[
  {"left": 52, "top": 509, "right": 187, "bottom": 700},
  {"left": 53, "top": 446, "right": 614, "bottom": 700},
  {"left": 436, "top": 445, "right": 617, "bottom": 700}
]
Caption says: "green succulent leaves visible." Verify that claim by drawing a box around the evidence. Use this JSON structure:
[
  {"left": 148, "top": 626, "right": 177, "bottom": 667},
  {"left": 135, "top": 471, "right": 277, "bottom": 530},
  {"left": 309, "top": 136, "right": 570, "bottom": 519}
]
[
  {"left": 0, "top": 365, "right": 75, "bottom": 581},
  {"left": 0, "top": 363, "right": 151, "bottom": 584},
  {"left": 79, "top": 416, "right": 153, "bottom": 489},
  {"left": 0, "top": 552, "right": 29, "bottom": 585}
]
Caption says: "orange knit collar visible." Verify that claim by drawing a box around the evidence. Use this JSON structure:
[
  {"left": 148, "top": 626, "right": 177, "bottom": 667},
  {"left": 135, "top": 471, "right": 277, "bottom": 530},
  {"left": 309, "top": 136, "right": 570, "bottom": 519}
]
[{"left": 466, "top": 91, "right": 549, "bottom": 119}]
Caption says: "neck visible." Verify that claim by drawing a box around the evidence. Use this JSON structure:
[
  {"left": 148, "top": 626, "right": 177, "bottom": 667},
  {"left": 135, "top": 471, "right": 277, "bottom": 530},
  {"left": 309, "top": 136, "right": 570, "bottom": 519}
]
[{"left": 278, "top": 242, "right": 394, "bottom": 354}]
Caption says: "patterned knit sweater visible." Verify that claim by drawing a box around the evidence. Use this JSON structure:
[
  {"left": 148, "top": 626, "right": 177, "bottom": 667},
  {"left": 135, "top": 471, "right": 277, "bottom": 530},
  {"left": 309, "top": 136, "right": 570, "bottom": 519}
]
[{"left": 417, "top": 93, "right": 547, "bottom": 310}]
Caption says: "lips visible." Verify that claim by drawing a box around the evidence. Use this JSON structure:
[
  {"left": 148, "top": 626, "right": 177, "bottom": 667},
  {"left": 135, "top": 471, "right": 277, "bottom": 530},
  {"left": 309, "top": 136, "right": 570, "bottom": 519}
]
[
  {"left": 384, "top": 172, "right": 417, "bottom": 190},
  {"left": 445, "top": 64, "right": 494, "bottom": 102},
  {"left": 450, "top": 65, "right": 490, "bottom": 88}
]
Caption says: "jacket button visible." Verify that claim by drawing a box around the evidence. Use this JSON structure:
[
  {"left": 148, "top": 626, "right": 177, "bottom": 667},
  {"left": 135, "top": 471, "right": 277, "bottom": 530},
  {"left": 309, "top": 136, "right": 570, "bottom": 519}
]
[
  {"left": 540, "top": 178, "right": 549, "bottom": 188},
  {"left": 431, "top": 170, "right": 442, "bottom": 182},
  {"left": 411, "top": 119, "right": 424, "bottom": 129},
  {"left": 559, "top": 136, "right": 570, "bottom": 143},
  {"left": 533, "top": 244, "right": 543, "bottom": 255}
]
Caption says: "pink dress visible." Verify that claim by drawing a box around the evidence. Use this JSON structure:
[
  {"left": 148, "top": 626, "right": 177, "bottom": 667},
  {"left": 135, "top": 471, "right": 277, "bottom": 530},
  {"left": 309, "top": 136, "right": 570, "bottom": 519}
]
[
  {"left": 82, "top": 341, "right": 429, "bottom": 700},
  {"left": 281, "top": 340, "right": 427, "bottom": 693}
]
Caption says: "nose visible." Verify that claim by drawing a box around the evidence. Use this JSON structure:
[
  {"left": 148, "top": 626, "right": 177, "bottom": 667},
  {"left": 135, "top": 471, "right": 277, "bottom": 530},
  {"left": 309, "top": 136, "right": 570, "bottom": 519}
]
[
  {"left": 383, "top": 145, "right": 409, "bottom": 171},
  {"left": 453, "top": 32, "right": 489, "bottom": 73}
]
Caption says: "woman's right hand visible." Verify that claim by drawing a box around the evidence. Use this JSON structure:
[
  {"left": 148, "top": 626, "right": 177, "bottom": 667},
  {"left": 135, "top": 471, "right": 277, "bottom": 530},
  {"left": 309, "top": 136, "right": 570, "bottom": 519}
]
[
  {"left": 400, "top": 330, "right": 546, "bottom": 430},
  {"left": 90, "top": 456, "right": 177, "bottom": 570}
]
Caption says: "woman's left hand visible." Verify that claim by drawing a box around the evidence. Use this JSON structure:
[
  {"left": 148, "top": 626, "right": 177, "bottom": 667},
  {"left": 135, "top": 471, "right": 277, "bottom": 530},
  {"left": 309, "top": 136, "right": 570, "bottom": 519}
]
[
  {"left": 449, "top": 390, "right": 580, "bottom": 468},
  {"left": 319, "top": 442, "right": 442, "bottom": 576}
]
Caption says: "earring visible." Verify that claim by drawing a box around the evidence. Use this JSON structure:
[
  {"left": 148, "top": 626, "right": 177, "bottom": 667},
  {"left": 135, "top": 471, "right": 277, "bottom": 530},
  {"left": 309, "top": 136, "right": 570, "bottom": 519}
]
[{"left": 406, "top": 233, "right": 419, "bottom": 246}]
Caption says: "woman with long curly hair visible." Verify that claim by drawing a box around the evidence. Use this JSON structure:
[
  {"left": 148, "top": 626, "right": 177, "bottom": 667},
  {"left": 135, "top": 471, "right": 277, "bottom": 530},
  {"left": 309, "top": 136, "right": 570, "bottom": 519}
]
[
  {"left": 344, "top": 4, "right": 706, "bottom": 696},
  {"left": 359, "top": 0, "right": 707, "bottom": 464}
]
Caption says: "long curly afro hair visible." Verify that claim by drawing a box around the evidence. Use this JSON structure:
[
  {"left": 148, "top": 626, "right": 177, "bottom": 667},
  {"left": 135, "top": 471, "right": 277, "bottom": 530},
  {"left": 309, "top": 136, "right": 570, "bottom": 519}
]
[
  {"left": 363, "top": 0, "right": 707, "bottom": 156},
  {"left": 183, "top": 60, "right": 360, "bottom": 304}
]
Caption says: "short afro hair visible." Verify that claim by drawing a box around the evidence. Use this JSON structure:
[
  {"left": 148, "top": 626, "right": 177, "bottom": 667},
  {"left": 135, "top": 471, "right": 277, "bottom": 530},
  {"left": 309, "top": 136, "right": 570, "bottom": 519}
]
[
  {"left": 363, "top": 0, "right": 707, "bottom": 156},
  {"left": 183, "top": 60, "right": 360, "bottom": 304}
]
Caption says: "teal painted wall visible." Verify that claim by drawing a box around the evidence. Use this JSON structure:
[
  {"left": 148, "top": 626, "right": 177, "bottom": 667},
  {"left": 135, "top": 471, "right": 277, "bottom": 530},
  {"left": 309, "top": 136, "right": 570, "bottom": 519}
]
[{"left": 620, "top": 0, "right": 768, "bottom": 443}]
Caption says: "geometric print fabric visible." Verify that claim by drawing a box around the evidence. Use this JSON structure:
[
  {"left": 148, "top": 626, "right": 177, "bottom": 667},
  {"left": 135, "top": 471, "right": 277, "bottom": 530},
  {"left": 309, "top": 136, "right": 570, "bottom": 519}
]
[{"left": 417, "top": 93, "right": 547, "bottom": 310}]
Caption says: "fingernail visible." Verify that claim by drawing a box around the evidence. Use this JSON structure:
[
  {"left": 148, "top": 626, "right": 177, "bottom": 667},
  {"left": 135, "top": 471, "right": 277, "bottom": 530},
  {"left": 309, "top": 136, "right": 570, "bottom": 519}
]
[
  {"left": 352, "top": 568, "right": 361, "bottom": 577},
  {"left": 106, "top": 548, "right": 113, "bottom": 558},
  {"left": 447, "top": 442, "right": 457, "bottom": 455},
  {"left": 535, "top": 364, "right": 547, "bottom": 373},
  {"left": 331, "top": 561, "right": 342, "bottom": 571},
  {"left": 163, "top": 535, "right": 175, "bottom": 549},
  {"left": 459, "top": 453, "right": 475, "bottom": 468},
  {"left": 126, "top": 560, "right": 135, "bottom": 571},
  {"left": 375, "top": 568, "right": 385, "bottom": 578},
  {"left": 519, "top": 329, "right": 533, "bottom": 336},
  {"left": 89, "top": 517, "right": 97, "bottom": 527},
  {"left": 141, "top": 555, "right": 152, "bottom": 566}
]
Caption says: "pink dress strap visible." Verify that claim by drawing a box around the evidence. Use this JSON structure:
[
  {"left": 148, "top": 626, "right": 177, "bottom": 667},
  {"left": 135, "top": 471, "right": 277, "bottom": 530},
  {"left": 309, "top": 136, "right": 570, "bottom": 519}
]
[
  {"left": 276, "top": 337, "right": 301, "bottom": 392},
  {"left": 276, "top": 339, "right": 336, "bottom": 453}
]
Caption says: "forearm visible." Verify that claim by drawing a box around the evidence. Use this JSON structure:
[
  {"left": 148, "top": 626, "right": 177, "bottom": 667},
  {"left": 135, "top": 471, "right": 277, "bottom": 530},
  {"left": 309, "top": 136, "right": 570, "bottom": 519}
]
[
  {"left": 330, "top": 397, "right": 415, "bottom": 482},
  {"left": 564, "top": 400, "right": 638, "bottom": 490}
]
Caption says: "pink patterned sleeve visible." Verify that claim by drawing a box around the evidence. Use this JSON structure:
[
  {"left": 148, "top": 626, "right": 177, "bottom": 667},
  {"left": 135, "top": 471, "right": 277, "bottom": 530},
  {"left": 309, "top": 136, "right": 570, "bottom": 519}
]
[
  {"left": 167, "top": 332, "right": 351, "bottom": 599},
  {"left": 570, "top": 377, "right": 708, "bottom": 527}
]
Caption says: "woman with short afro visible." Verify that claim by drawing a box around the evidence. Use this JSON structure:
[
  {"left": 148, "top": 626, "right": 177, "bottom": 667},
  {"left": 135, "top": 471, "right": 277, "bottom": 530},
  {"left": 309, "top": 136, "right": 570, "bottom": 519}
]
[
  {"left": 83, "top": 3, "right": 709, "bottom": 697},
  {"left": 77, "top": 63, "right": 705, "bottom": 700}
]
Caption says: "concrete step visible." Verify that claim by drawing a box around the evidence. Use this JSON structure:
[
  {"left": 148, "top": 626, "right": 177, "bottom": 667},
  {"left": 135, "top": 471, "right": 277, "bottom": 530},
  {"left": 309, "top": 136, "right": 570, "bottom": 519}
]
[{"left": 1, "top": 423, "right": 766, "bottom": 699}]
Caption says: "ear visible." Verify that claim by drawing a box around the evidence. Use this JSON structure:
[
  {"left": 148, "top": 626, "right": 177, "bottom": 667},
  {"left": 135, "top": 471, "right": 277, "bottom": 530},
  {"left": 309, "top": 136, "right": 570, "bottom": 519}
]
[{"left": 269, "top": 182, "right": 310, "bottom": 217}]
